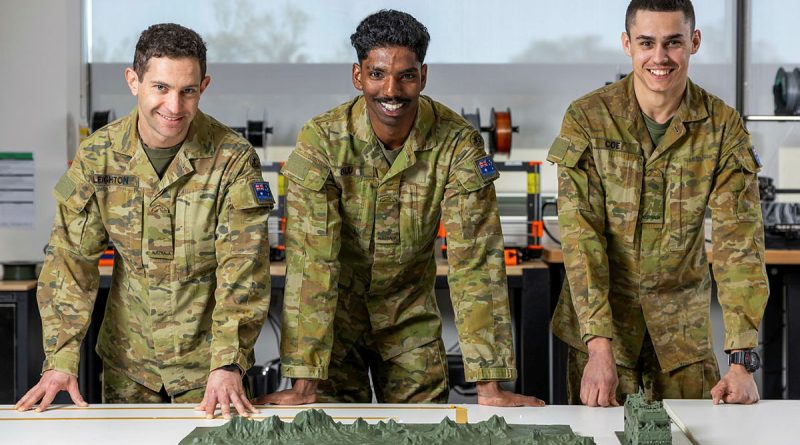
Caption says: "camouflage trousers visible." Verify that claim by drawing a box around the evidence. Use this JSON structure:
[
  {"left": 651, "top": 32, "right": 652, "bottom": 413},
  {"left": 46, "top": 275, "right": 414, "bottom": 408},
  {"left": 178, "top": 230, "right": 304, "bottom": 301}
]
[
  {"left": 317, "top": 338, "right": 449, "bottom": 403},
  {"left": 316, "top": 293, "right": 449, "bottom": 403},
  {"left": 102, "top": 363, "right": 206, "bottom": 403},
  {"left": 566, "top": 333, "right": 720, "bottom": 404}
]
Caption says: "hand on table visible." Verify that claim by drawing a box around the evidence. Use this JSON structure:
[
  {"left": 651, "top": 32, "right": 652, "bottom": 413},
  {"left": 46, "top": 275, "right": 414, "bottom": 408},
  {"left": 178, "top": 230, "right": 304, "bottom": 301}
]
[
  {"left": 580, "top": 337, "right": 619, "bottom": 407},
  {"left": 711, "top": 364, "right": 760, "bottom": 405},
  {"left": 15, "top": 370, "right": 87, "bottom": 412},
  {"left": 252, "top": 378, "right": 318, "bottom": 405},
  {"left": 196, "top": 367, "right": 258, "bottom": 419},
  {"left": 476, "top": 381, "right": 545, "bottom": 407}
]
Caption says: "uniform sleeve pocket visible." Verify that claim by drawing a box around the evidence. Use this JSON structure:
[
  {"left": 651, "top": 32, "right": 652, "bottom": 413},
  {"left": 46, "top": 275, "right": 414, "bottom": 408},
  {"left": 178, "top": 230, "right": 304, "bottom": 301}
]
[
  {"left": 230, "top": 181, "right": 275, "bottom": 211},
  {"left": 452, "top": 166, "right": 501, "bottom": 239},
  {"left": 733, "top": 146, "right": 761, "bottom": 174},
  {"left": 53, "top": 173, "right": 94, "bottom": 213},
  {"left": 549, "top": 137, "right": 591, "bottom": 212},
  {"left": 51, "top": 173, "right": 95, "bottom": 251},
  {"left": 732, "top": 147, "right": 762, "bottom": 222},
  {"left": 455, "top": 167, "right": 494, "bottom": 193},
  {"left": 547, "top": 136, "right": 589, "bottom": 168},
  {"left": 282, "top": 151, "right": 329, "bottom": 192},
  {"left": 283, "top": 153, "right": 331, "bottom": 235},
  {"left": 228, "top": 181, "right": 272, "bottom": 255}
]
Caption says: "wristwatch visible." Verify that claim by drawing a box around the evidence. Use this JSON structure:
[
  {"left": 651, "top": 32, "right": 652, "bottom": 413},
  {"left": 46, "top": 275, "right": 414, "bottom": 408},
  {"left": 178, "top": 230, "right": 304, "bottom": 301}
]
[{"left": 728, "top": 350, "right": 761, "bottom": 373}]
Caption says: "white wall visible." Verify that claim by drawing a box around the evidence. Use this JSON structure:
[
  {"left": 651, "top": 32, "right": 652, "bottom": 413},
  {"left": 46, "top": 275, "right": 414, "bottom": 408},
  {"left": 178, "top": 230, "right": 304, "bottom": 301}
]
[{"left": 0, "top": 0, "right": 83, "bottom": 263}]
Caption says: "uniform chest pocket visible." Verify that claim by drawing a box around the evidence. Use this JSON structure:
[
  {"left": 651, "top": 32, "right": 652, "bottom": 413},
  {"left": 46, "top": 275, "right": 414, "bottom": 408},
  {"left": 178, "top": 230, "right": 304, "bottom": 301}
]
[
  {"left": 399, "top": 182, "right": 432, "bottom": 262},
  {"left": 94, "top": 186, "right": 144, "bottom": 269},
  {"left": 176, "top": 188, "right": 218, "bottom": 280},
  {"left": 668, "top": 158, "right": 715, "bottom": 252},
  {"left": 593, "top": 148, "right": 643, "bottom": 246},
  {"left": 340, "top": 176, "right": 376, "bottom": 249}
]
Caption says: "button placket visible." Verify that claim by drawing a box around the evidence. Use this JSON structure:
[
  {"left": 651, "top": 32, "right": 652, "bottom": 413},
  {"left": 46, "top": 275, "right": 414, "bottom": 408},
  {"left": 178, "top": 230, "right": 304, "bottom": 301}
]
[
  {"left": 146, "top": 201, "right": 174, "bottom": 260},
  {"left": 374, "top": 179, "right": 400, "bottom": 245}
]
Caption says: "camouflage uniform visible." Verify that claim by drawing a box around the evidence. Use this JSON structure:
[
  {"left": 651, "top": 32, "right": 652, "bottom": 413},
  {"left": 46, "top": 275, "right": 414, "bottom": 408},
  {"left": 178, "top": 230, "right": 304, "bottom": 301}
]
[
  {"left": 37, "top": 108, "right": 274, "bottom": 398},
  {"left": 548, "top": 75, "right": 769, "bottom": 400},
  {"left": 280, "top": 95, "right": 516, "bottom": 402}
]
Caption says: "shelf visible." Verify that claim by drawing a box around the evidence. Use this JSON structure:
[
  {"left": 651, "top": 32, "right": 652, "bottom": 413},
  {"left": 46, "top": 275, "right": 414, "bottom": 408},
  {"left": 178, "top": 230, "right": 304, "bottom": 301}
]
[{"left": 743, "top": 115, "right": 800, "bottom": 122}]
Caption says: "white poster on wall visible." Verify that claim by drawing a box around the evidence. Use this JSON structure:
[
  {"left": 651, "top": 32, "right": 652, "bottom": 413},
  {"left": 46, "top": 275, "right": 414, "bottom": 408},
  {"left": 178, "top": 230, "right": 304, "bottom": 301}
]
[{"left": 0, "top": 152, "right": 35, "bottom": 228}]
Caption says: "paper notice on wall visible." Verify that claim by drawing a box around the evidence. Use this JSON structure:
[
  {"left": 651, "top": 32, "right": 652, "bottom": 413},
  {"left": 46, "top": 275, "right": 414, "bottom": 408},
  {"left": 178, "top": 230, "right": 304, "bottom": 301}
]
[{"left": 0, "top": 152, "right": 34, "bottom": 228}]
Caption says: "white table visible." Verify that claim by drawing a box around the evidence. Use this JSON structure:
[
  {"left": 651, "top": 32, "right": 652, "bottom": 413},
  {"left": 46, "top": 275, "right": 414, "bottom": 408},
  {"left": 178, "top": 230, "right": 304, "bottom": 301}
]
[
  {"left": 665, "top": 399, "right": 800, "bottom": 445},
  {"left": 0, "top": 403, "right": 691, "bottom": 445}
]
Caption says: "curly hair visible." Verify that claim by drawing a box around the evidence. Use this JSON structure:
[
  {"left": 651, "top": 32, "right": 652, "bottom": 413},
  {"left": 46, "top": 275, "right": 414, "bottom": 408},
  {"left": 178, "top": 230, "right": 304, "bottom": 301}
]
[
  {"left": 133, "top": 23, "right": 207, "bottom": 79},
  {"left": 350, "top": 10, "right": 430, "bottom": 63},
  {"left": 625, "top": 0, "right": 696, "bottom": 35}
]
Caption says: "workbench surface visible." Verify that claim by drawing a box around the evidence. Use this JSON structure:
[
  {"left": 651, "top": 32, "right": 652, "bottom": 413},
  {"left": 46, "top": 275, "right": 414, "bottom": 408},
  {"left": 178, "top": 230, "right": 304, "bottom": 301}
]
[{"left": 0, "top": 402, "right": 696, "bottom": 445}]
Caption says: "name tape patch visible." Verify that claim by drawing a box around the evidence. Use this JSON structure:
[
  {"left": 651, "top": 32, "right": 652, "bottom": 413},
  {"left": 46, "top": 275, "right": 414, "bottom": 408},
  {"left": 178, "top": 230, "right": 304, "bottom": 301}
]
[
  {"left": 476, "top": 156, "right": 497, "bottom": 180},
  {"left": 91, "top": 174, "right": 138, "bottom": 187},
  {"left": 251, "top": 181, "right": 274, "bottom": 204}
]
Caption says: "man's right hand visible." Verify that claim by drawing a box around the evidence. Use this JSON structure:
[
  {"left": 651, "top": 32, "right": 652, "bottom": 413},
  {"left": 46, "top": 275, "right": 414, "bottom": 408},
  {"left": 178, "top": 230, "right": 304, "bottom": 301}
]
[
  {"left": 15, "top": 370, "right": 87, "bottom": 412},
  {"left": 580, "top": 337, "right": 619, "bottom": 407},
  {"left": 252, "top": 378, "right": 318, "bottom": 405}
]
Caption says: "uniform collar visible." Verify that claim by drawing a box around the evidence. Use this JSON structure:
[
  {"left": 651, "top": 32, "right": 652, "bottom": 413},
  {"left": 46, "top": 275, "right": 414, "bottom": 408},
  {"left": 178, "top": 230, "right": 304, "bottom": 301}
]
[
  {"left": 111, "top": 108, "right": 216, "bottom": 159},
  {"left": 619, "top": 74, "right": 709, "bottom": 124}
]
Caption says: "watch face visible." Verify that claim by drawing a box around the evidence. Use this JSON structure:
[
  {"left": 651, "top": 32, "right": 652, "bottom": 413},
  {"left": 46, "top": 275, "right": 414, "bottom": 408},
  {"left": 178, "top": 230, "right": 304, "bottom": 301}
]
[
  {"left": 748, "top": 352, "right": 761, "bottom": 372},
  {"left": 730, "top": 351, "right": 760, "bottom": 373}
]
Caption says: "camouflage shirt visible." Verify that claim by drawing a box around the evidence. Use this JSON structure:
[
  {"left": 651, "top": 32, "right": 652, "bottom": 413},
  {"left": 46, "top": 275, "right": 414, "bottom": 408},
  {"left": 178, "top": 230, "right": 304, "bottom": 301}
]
[
  {"left": 548, "top": 75, "right": 769, "bottom": 372},
  {"left": 38, "top": 109, "right": 274, "bottom": 394},
  {"left": 280, "top": 96, "right": 516, "bottom": 382}
]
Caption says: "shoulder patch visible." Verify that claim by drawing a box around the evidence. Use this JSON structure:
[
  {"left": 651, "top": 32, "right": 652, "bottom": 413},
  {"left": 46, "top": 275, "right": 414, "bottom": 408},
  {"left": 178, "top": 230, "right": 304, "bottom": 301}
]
[
  {"left": 750, "top": 146, "right": 763, "bottom": 168},
  {"left": 471, "top": 132, "right": 484, "bottom": 147},
  {"left": 475, "top": 156, "right": 498, "bottom": 181},
  {"left": 250, "top": 153, "right": 262, "bottom": 170},
  {"left": 54, "top": 173, "right": 76, "bottom": 200},
  {"left": 251, "top": 181, "right": 274, "bottom": 204}
]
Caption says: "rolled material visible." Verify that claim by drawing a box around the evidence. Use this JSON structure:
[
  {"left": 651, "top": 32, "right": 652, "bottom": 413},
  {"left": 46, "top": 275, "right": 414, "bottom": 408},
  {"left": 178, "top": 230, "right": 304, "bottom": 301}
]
[{"left": 774, "top": 67, "right": 800, "bottom": 115}]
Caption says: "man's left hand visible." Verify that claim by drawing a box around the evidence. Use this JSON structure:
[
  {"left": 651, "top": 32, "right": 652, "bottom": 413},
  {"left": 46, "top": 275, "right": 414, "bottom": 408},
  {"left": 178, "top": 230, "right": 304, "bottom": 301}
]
[
  {"left": 710, "top": 365, "right": 760, "bottom": 405},
  {"left": 196, "top": 367, "right": 259, "bottom": 419},
  {"left": 476, "top": 381, "right": 545, "bottom": 407}
]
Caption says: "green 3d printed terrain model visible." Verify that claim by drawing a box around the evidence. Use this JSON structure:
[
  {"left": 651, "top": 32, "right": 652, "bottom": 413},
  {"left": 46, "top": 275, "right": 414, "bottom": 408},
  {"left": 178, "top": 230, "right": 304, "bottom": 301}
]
[
  {"left": 179, "top": 409, "right": 597, "bottom": 445},
  {"left": 617, "top": 391, "right": 672, "bottom": 445}
]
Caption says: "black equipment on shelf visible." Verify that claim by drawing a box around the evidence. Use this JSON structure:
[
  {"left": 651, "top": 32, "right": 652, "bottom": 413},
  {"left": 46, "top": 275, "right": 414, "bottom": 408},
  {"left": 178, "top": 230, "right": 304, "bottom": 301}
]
[
  {"left": 460, "top": 108, "right": 519, "bottom": 157},
  {"left": 230, "top": 119, "right": 273, "bottom": 148},
  {"left": 760, "top": 176, "right": 800, "bottom": 249},
  {"left": 90, "top": 110, "right": 116, "bottom": 132},
  {"left": 774, "top": 67, "right": 800, "bottom": 115}
]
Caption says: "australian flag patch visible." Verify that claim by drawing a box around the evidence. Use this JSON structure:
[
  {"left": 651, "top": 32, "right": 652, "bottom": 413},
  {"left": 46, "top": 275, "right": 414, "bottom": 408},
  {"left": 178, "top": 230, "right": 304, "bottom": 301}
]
[
  {"left": 750, "top": 146, "right": 763, "bottom": 168},
  {"left": 475, "top": 156, "right": 498, "bottom": 180},
  {"left": 251, "top": 181, "right": 274, "bottom": 204}
]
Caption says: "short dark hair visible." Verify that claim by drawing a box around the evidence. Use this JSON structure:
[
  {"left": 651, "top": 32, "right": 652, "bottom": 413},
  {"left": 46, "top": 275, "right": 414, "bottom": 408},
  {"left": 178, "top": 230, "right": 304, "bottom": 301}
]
[
  {"left": 133, "top": 23, "right": 207, "bottom": 79},
  {"left": 625, "top": 0, "right": 696, "bottom": 35},
  {"left": 350, "top": 10, "right": 430, "bottom": 64}
]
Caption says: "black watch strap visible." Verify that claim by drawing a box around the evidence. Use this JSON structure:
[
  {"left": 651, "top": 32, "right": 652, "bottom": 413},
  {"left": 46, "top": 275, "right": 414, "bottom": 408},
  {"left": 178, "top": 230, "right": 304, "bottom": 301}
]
[
  {"left": 219, "top": 363, "right": 243, "bottom": 375},
  {"left": 728, "top": 350, "right": 760, "bottom": 373}
]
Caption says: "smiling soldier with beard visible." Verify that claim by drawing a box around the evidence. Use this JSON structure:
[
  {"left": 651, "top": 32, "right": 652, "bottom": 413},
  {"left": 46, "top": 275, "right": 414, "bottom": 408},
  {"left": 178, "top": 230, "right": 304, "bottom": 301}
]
[
  {"left": 256, "top": 9, "right": 544, "bottom": 407},
  {"left": 548, "top": 0, "right": 768, "bottom": 407}
]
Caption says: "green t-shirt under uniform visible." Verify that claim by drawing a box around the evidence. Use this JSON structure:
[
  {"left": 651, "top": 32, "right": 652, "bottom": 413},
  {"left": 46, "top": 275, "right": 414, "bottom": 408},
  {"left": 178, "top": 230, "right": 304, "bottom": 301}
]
[
  {"left": 142, "top": 142, "right": 182, "bottom": 178},
  {"left": 642, "top": 113, "right": 672, "bottom": 158}
]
